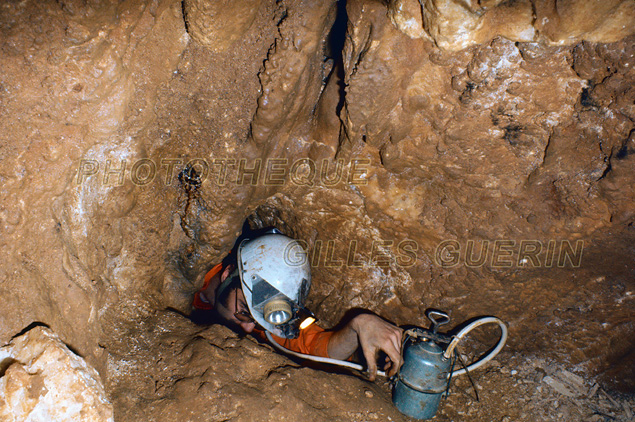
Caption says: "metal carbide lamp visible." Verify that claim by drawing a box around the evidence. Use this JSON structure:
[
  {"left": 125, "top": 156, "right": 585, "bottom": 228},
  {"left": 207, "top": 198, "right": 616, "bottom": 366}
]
[
  {"left": 392, "top": 311, "right": 453, "bottom": 420},
  {"left": 267, "top": 308, "right": 508, "bottom": 420}
]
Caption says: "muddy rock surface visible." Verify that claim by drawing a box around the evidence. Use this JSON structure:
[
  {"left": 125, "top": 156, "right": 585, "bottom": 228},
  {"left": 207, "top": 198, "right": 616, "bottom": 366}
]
[
  {"left": 0, "top": 0, "right": 633, "bottom": 420},
  {"left": 388, "top": 0, "right": 635, "bottom": 50}
]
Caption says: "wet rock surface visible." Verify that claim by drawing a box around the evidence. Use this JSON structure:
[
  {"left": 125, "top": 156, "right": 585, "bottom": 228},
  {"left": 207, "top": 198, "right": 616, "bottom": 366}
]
[
  {"left": 0, "top": 0, "right": 633, "bottom": 420},
  {"left": 388, "top": 0, "right": 635, "bottom": 50}
]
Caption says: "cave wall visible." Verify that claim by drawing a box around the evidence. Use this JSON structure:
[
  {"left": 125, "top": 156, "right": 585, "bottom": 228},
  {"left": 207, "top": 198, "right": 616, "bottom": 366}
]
[
  {"left": 0, "top": 0, "right": 191, "bottom": 372},
  {"left": 0, "top": 0, "right": 633, "bottom": 409}
]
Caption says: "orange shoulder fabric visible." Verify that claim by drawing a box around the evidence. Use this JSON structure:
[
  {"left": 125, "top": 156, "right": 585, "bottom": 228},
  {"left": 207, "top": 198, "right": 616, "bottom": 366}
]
[
  {"left": 192, "top": 263, "right": 224, "bottom": 311},
  {"left": 256, "top": 324, "right": 334, "bottom": 358}
]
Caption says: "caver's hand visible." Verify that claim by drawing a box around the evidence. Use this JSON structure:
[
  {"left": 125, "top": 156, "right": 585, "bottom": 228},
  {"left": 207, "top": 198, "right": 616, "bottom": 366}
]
[
  {"left": 350, "top": 313, "right": 404, "bottom": 381},
  {"left": 327, "top": 313, "right": 403, "bottom": 382}
]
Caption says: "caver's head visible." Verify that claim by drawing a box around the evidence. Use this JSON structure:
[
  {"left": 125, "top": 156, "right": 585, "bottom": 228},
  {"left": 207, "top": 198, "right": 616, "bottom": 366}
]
[
  {"left": 224, "top": 233, "right": 314, "bottom": 339},
  {"left": 212, "top": 270, "right": 258, "bottom": 334}
]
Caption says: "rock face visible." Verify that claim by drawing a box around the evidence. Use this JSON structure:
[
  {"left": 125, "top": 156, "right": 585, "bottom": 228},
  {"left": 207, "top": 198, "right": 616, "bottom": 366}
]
[
  {"left": 0, "top": 0, "right": 189, "bottom": 370},
  {"left": 104, "top": 311, "right": 410, "bottom": 421},
  {"left": 0, "top": 326, "right": 113, "bottom": 422},
  {"left": 388, "top": 0, "right": 635, "bottom": 50},
  {"left": 0, "top": 0, "right": 633, "bottom": 420},
  {"left": 183, "top": 0, "right": 262, "bottom": 52}
]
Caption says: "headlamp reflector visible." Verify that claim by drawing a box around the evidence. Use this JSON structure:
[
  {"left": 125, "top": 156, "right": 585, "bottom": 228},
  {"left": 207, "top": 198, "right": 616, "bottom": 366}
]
[{"left": 263, "top": 299, "right": 292, "bottom": 325}]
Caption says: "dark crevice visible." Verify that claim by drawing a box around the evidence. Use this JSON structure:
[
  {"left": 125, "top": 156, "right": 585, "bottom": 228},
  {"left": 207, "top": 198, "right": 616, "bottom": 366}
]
[
  {"left": 580, "top": 85, "right": 597, "bottom": 109},
  {"left": 597, "top": 161, "right": 612, "bottom": 181},
  {"left": 180, "top": 1, "right": 189, "bottom": 34},
  {"left": 615, "top": 144, "right": 629, "bottom": 160},
  {"left": 326, "top": 1, "right": 347, "bottom": 59},
  {"left": 503, "top": 124, "right": 524, "bottom": 146},
  {"left": 10, "top": 321, "right": 51, "bottom": 340},
  {"left": 325, "top": 0, "right": 348, "bottom": 118},
  {"left": 177, "top": 164, "right": 202, "bottom": 238},
  {"left": 8, "top": 321, "right": 85, "bottom": 359},
  {"left": 416, "top": 0, "right": 426, "bottom": 35},
  {"left": 597, "top": 131, "right": 634, "bottom": 181},
  {"left": 350, "top": 26, "right": 373, "bottom": 80},
  {"left": 615, "top": 129, "right": 634, "bottom": 160},
  {"left": 0, "top": 358, "right": 17, "bottom": 378},
  {"left": 460, "top": 81, "right": 477, "bottom": 104},
  {"left": 276, "top": 2, "right": 288, "bottom": 27},
  {"left": 178, "top": 165, "right": 202, "bottom": 192}
]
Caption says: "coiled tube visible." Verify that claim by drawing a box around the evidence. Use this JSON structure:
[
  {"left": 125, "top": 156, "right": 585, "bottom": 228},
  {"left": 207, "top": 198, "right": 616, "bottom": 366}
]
[{"left": 265, "top": 316, "right": 507, "bottom": 379}]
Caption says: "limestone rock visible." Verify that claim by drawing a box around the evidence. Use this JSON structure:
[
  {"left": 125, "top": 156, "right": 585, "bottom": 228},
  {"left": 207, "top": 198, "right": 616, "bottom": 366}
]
[
  {"left": 0, "top": 326, "right": 113, "bottom": 422},
  {"left": 183, "top": 0, "right": 262, "bottom": 51},
  {"left": 388, "top": 0, "right": 635, "bottom": 50},
  {"left": 388, "top": 0, "right": 429, "bottom": 39}
]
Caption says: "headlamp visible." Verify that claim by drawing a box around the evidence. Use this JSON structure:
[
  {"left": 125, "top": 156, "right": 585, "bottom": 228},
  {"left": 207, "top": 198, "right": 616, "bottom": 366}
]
[
  {"left": 297, "top": 307, "right": 316, "bottom": 330},
  {"left": 299, "top": 316, "right": 316, "bottom": 330},
  {"left": 237, "top": 233, "right": 314, "bottom": 339},
  {"left": 263, "top": 299, "right": 293, "bottom": 325},
  {"left": 263, "top": 299, "right": 317, "bottom": 331}
]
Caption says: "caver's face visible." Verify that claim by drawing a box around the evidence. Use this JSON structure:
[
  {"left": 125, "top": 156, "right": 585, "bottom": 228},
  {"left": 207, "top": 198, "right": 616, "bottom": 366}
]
[{"left": 215, "top": 287, "right": 256, "bottom": 334}]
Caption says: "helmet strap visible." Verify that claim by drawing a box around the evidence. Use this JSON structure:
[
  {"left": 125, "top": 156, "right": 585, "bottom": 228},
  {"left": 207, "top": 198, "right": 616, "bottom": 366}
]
[{"left": 215, "top": 267, "right": 241, "bottom": 304}]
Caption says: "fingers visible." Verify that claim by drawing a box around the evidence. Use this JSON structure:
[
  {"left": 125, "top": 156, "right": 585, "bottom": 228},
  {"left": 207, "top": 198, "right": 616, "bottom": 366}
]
[
  {"left": 353, "top": 314, "right": 404, "bottom": 381},
  {"left": 389, "top": 329, "right": 404, "bottom": 376},
  {"left": 363, "top": 346, "right": 378, "bottom": 381},
  {"left": 383, "top": 356, "right": 391, "bottom": 370},
  {"left": 376, "top": 327, "right": 403, "bottom": 377},
  {"left": 384, "top": 345, "right": 402, "bottom": 378}
]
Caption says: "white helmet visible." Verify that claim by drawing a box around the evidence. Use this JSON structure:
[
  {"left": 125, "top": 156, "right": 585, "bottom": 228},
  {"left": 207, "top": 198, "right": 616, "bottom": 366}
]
[{"left": 238, "top": 234, "right": 313, "bottom": 338}]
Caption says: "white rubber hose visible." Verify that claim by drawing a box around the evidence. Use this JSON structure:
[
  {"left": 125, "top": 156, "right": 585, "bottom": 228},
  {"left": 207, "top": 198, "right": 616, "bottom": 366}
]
[
  {"left": 265, "top": 316, "right": 507, "bottom": 379},
  {"left": 265, "top": 331, "right": 388, "bottom": 378},
  {"left": 443, "top": 316, "right": 508, "bottom": 377}
]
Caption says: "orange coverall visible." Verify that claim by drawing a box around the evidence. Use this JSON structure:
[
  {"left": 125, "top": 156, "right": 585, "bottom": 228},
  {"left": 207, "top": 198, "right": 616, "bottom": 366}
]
[{"left": 193, "top": 264, "right": 333, "bottom": 358}]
